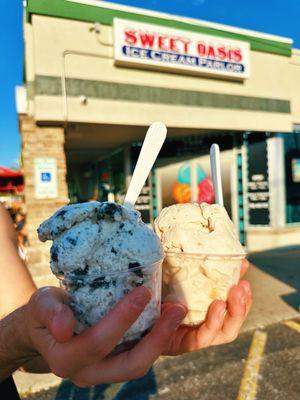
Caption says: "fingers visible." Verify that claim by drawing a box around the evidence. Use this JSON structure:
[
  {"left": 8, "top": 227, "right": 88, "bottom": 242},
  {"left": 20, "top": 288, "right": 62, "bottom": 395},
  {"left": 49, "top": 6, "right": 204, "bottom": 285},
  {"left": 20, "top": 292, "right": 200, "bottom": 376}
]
[
  {"left": 164, "top": 280, "right": 253, "bottom": 355},
  {"left": 54, "top": 286, "right": 151, "bottom": 374},
  {"left": 167, "top": 300, "right": 227, "bottom": 354},
  {"left": 239, "top": 280, "right": 253, "bottom": 316},
  {"left": 126, "top": 303, "right": 186, "bottom": 367},
  {"left": 193, "top": 300, "right": 227, "bottom": 350},
  {"left": 240, "top": 259, "right": 250, "bottom": 278},
  {"left": 28, "top": 287, "right": 75, "bottom": 343},
  {"left": 212, "top": 281, "right": 251, "bottom": 345},
  {"left": 29, "top": 286, "right": 152, "bottom": 379},
  {"left": 28, "top": 279, "right": 252, "bottom": 385},
  {"left": 72, "top": 304, "right": 187, "bottom": 386}
]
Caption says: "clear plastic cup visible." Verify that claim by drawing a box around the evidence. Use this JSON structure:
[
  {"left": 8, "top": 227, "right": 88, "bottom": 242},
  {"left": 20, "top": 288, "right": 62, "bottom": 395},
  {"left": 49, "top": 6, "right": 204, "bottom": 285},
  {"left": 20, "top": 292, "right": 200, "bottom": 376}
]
[
  {"left": 56, "top": 259, "right": 163, "bottom": 353},
  {"left": 163, "top": 252, "right": 246, "bottom": 326}
]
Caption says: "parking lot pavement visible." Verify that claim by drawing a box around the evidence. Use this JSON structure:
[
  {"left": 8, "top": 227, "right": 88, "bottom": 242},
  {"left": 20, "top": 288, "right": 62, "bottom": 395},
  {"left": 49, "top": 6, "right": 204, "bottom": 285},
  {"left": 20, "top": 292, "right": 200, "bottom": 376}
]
[{"left": 22, "top": 317, "right": 300, "bottom": 400}]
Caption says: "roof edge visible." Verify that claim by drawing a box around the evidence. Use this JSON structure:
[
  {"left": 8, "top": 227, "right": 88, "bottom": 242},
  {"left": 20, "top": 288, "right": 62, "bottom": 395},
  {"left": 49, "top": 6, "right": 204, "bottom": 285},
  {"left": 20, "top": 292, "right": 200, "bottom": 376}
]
[
  {"left": 70, "top": 0, "right": 293, "bottom": 45},
  {"left": 26, "top": 0, "right": 292, "bottom": 57}
]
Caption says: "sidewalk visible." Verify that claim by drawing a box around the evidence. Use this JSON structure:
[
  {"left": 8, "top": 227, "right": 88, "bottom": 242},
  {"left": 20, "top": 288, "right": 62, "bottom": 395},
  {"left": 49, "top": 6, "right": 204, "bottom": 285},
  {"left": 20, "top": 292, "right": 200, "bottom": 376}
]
[
  {"left": 15, "top": 247, "right": 300, "bottom": 397},
  {"left": 245, "top": 245, "right": 300, "bottom": 330}
]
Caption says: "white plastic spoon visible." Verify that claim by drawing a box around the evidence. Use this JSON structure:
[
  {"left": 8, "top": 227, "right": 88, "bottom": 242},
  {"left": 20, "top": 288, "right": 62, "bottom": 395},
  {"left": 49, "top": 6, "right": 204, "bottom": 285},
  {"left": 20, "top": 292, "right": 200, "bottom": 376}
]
[
  {"left": 210, "top": 143, "right": 224, "bottom": 206},
  {"left": 124, "top": 122, "right": 167, "bottom": 209}
]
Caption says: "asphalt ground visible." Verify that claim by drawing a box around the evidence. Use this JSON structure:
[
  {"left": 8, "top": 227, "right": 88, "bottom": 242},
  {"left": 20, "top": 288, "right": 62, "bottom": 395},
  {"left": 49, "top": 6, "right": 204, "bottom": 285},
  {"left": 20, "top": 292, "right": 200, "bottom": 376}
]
[{"left": 22, "top": 317, "right": 300, "bottom": 400}]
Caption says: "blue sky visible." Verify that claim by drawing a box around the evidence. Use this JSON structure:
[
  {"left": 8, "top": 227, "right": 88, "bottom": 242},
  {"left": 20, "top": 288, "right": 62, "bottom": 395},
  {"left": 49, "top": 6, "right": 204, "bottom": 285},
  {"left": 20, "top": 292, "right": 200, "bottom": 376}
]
[{"left": 0, "top": 0, "right": 300, "bottom": 168}]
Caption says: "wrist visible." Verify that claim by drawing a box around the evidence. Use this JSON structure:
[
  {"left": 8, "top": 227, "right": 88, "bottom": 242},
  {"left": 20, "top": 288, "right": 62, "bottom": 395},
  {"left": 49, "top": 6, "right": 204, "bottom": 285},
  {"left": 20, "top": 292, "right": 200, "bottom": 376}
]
[{"left": 0, "top": 305, "right": 37, "bottom": 381}]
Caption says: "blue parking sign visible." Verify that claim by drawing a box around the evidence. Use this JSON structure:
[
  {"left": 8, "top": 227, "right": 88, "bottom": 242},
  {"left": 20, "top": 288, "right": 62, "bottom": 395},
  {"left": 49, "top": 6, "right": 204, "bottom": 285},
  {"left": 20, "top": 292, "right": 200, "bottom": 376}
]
[{"left": 41, "top": 172, "right": 52, "bottom": 182}]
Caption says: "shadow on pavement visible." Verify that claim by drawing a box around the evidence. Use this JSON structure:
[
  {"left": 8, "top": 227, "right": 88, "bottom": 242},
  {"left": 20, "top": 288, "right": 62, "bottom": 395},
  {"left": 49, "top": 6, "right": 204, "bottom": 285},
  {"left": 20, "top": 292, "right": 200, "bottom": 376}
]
[
  {"left": 249, "top": 245, "right": 300, "bottom": 311},
  {"left": 54, "top": 368, "right": 157, "bottom": 400}
]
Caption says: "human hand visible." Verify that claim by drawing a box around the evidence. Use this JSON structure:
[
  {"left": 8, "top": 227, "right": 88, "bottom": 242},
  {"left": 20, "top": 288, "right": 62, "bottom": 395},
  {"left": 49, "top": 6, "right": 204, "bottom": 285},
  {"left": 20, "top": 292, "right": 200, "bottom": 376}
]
[
  {"left": 23, "top": 285, "right": 186, "bottom": 386},
  {"left": 162, "top": 259, "right": 252, "bottom": 355}
]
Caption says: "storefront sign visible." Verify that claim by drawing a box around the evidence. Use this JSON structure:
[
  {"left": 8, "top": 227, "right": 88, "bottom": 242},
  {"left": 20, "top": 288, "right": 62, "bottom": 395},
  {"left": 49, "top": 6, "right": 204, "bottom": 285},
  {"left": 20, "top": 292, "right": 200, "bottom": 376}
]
[
  {"left": 34, "top": 158, "right": 58, "bottom": 199},
  {"left": 246, "top": 139, "right": 270, "bottom": 225},
  {"left": 114, "top": 18, "right": 250, "bottom": 79}
]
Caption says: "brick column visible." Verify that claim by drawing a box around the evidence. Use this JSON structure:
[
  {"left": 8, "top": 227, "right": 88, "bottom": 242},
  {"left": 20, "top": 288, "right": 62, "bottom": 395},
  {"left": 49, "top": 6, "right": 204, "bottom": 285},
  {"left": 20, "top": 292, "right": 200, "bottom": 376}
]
[{"left": 20, "top": 115, "right": 69, "bottom": 283}]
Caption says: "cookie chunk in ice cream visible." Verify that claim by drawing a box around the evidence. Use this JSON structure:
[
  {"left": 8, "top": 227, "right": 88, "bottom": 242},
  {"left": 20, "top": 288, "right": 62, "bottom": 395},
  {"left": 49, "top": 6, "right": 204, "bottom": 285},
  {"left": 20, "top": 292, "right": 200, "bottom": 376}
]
[
  {"left": 38, "top": 201, "right": 163, "bottom": 343},
  {"left": 154, "top": 203, "right": 245, "bottom": 325}
]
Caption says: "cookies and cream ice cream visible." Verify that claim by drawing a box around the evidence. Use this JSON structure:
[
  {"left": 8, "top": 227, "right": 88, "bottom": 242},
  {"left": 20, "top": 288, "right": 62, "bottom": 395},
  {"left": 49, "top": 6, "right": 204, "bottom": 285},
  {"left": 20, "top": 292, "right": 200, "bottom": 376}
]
[
  {"left": 154, "top": 203, "right": 245, "bottom": 325},
  {"left": 38, "top": 201, "right": 163, "bottom": 343}
]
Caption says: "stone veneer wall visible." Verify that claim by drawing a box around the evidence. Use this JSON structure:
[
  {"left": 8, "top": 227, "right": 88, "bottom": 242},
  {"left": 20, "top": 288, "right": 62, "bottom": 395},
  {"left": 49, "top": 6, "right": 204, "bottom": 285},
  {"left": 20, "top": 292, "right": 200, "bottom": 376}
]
[{"left": 20, "top": 115, "right": 69, "bottom": 284}]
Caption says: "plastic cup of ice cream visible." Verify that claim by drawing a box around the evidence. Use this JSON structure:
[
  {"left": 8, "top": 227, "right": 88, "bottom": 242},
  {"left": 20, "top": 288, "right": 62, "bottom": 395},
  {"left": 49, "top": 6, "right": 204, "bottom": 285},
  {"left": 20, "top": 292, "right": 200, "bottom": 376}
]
[
  {"left": 57, "top": 259, "right": 163, "bottom": 353},
  {"left": 154, "top": 202, "right": 246, "bottom": 326},
  {"left": 162, "top": 251, "right": 245, "bottom": 326},
  {"left": 38, "top": 201, "right": 164, "bottom": 353}
]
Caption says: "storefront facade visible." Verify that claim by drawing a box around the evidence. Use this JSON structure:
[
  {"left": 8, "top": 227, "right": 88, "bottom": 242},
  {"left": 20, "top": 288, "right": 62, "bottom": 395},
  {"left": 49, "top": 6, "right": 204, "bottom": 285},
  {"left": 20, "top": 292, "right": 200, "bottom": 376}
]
[{"left": 18, "top": 0, "right": 300, "bottom": 272}]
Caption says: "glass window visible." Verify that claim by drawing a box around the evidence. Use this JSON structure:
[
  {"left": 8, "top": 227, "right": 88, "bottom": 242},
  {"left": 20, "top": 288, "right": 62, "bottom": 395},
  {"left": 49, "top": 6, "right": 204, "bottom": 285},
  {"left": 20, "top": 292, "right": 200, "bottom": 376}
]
[{"left": 284, "top": 132, "right": 300, "bottom": 224}]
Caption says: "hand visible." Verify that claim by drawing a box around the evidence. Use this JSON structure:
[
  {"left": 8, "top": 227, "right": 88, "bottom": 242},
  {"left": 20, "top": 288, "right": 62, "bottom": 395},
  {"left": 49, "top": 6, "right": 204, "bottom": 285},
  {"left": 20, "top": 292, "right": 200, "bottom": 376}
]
[
  {"left": 23, "top": 286, "right": 186, "bottom": 386},
  {"left": 163, "top": 259, "right": 252, "bottom": 355}
]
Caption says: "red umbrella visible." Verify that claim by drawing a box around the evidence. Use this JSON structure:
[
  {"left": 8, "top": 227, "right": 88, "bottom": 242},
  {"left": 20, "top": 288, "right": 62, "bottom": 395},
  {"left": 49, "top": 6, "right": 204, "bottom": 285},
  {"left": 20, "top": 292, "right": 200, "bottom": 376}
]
[
  {"left": 0, "top": 167, "right": 23, "bottom": 177},
  {"left": 0, "top": 167, "right": 24, "bottom": 192},
  {"left": 0, "top": 183, "right": 24, "bottom": 191}
]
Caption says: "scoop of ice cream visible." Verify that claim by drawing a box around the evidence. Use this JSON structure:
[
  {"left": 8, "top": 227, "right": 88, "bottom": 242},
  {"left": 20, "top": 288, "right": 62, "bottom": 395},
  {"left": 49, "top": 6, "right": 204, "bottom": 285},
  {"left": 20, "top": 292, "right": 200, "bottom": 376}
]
[
  {"left": 154, "top": 202, "right": 245, "bottom": 255},
  {"left": 154, "top": 203, "right": 245, "bottom": 325},
  {"left": 38, "top": 201, "right": 163, "bottom": 276}
]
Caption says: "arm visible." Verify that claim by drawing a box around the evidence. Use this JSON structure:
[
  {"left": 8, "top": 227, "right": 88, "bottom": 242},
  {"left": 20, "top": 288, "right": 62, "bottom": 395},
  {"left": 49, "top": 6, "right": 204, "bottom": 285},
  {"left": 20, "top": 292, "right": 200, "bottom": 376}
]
[
  {"left": 0, "top": 204, "right": 36, "bottom": 317},
  {"left": 0, "top": 306, "right": 36, "bottom": 380}
]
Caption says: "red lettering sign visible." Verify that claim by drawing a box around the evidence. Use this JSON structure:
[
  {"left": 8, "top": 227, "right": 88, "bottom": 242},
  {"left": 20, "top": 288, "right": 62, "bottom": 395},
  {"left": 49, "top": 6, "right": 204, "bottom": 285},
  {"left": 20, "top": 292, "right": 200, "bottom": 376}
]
[
  {"left": 124, "top": 30, "right": 137, "bottom": 45},
  {"left": 170, "top": 38, "right": 179, "bottom": 52},
  {"left": 140, "top": 32, "right": 155, "bottom": 47},
  {"left": 123, "top": 26, "right": 244, "bottom": 65},
  {"left": 158, "top": 35, "right": 169, "bottom": 51},
  {"left": 124, "top": 29, "right": 193, "bottom": 54},
  {"left": 197, "top": 41, "right": 243, "bottom": 62},
  {"left": 233, "top": 48, "right": 242, "bottom": 62}
]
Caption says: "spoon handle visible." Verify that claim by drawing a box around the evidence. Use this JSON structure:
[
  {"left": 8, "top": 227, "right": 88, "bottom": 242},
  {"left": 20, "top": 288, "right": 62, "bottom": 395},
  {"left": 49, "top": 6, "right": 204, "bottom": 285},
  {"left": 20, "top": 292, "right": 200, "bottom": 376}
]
[
  {"left": 124, "top": 122, "right": 167, "bottom": 209},
  {"left": 210, "top": 143, "right": 224, "bottom": 206}
]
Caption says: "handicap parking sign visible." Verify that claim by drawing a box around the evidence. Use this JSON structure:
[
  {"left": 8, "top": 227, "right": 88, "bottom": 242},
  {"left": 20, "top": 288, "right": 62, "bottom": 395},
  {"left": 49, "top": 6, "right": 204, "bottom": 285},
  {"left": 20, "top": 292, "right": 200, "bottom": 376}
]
[
  {"left": 41, "top": 172, "right": 52, "bottom": 182},
  {"left": 34, "top": 158, "right": 58, "bottom": 199}
]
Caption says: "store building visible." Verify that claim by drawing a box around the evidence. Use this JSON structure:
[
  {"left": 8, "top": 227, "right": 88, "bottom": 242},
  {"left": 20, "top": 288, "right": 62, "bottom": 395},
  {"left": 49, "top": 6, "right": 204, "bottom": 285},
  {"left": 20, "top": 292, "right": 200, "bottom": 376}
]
[{"left": 17, "top": 0, "right": 300, "bottom": 273}]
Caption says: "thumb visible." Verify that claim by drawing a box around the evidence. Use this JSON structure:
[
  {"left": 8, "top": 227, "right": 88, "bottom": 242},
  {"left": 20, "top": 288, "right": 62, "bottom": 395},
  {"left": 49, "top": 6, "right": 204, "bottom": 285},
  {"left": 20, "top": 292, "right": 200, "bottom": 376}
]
[
  {"left": 28, "top": 286, "right": 76, "bottom": 343},
  {"left": 240, "top": 259, "right": 250, "bottom": 278}
]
